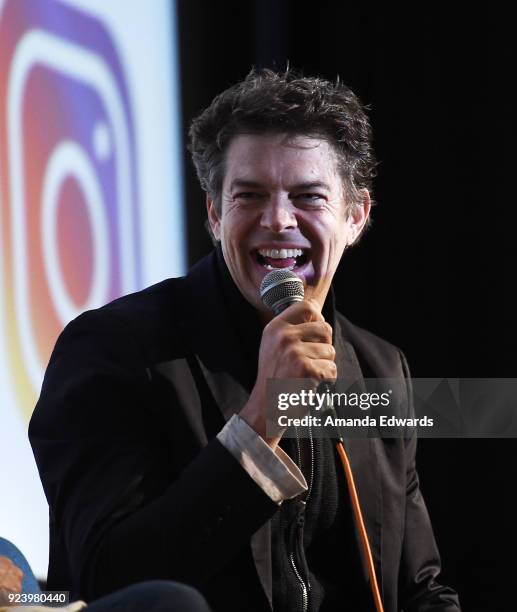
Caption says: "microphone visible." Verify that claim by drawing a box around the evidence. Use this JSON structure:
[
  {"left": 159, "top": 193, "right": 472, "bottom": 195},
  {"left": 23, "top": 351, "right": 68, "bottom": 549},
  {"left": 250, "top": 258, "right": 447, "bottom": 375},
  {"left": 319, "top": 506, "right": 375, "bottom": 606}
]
[
  {"left": 260, "top": 270, "right": 343, "bottom": 440},
  {"left": 259, "top": 269, "right": 304, "bottom": 316}
]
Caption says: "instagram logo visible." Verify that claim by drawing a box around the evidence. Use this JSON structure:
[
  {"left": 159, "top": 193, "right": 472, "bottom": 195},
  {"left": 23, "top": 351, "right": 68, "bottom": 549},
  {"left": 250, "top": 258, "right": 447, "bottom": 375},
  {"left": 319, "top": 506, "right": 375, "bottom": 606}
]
[{"left": 0, "top": 0, "right": 141, "bottom": 417}]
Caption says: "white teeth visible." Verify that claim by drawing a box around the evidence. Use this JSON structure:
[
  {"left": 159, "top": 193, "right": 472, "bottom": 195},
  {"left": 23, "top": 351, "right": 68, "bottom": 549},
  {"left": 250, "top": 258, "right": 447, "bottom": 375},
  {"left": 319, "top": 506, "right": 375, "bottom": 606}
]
[
  {"left": 258, "top": 248, "right": 304, "bottom": 259},
  {"left": 264, "top": 262, "right": 296, "bottom": 271}
]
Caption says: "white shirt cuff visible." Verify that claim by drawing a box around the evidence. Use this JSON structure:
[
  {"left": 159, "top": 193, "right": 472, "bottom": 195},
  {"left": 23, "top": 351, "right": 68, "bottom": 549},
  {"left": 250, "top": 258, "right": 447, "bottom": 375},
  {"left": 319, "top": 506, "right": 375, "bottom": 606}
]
[{"left": 217, "top": 414, "right": 307, "bottom": 504}]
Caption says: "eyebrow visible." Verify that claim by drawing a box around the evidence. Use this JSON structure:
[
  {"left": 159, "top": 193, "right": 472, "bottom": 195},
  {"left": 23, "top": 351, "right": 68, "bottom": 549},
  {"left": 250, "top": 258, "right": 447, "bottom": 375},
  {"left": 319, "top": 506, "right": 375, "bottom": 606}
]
[
  {"left": 293, "top": 181, "right": 331, "bottom": 191},
  {"left": 228, "top": 179, "right": 331, "bottom": 191},
  {"left": 228, "top": 179, "right": 264, "bottom": 191}
]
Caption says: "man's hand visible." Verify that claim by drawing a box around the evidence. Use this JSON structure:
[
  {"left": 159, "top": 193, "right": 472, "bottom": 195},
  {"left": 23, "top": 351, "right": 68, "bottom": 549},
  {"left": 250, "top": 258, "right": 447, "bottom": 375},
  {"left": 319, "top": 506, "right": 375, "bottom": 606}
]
[
  {"left": 240, "top": 299, "right": 336, "bottom": 449},
  {"left": 0, "top": 556, "right": 23, "bottom": 606}
]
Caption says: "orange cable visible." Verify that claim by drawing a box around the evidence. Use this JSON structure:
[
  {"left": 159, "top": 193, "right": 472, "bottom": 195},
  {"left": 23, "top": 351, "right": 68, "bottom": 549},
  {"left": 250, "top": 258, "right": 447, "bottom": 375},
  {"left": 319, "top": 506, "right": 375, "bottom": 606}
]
[{"left": 336, "top": 440, "right": 384, "bottom": 612}]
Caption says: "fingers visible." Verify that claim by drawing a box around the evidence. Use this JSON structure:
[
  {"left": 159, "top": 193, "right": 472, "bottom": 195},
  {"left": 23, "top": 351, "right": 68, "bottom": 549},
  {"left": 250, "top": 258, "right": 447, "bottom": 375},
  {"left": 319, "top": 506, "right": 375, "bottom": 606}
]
[
  {"left": 0, "top": 557, "right": 23, "bottom": 595},
  {"left": 277, "top": 299, "right": 324, "bottom": 324},
  {"left": 294, "top": 321, "right": 333, "bottom": 344},
  {"left": 278, "top": 342, "right": 337, "bottom": 379},
  {"left": 296, "top": 341, "right": 336, "bottom": 361},
  {"left": 268, "top": 309, "right": 332, "bottom": 344},
  {"left": 258, "top": 297, "right": 336, "bottom": 384},
  {"left": 264, "top": 320, "right": 333, "bottom": 358},
  {"left": 311, "top": 358, "right": 338, "bottom": 381}
]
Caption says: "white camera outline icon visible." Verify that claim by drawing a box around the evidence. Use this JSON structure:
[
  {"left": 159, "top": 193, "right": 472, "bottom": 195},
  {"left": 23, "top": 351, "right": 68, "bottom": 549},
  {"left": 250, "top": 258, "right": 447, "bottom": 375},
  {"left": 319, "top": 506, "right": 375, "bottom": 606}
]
[{"left": 6, "top": 29, "right": 138, "bottom": 393}]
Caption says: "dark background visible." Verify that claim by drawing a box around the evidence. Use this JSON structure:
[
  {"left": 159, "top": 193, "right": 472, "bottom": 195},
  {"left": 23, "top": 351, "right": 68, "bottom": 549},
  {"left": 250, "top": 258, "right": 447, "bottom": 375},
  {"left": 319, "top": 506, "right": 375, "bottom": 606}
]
[{"left": 177, "top": 2, "right": 516, "bottom": 609}]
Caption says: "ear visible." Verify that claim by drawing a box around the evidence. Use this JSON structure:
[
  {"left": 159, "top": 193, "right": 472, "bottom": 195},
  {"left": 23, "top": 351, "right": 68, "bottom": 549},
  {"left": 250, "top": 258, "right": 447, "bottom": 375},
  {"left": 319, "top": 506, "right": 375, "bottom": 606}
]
[
  {"left": 206, "top": 194, "right": 221, "bottom": 241},
  {"left": 347, "top": 189, "right": 371, "bottom": 245}
]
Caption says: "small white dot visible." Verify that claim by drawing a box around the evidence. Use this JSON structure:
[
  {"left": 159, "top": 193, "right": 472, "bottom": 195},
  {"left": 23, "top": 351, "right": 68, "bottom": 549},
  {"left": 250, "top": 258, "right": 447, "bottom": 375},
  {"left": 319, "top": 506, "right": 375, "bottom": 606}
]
[{"left": 93, "top": 121, "right": 111, "bottom": 162}]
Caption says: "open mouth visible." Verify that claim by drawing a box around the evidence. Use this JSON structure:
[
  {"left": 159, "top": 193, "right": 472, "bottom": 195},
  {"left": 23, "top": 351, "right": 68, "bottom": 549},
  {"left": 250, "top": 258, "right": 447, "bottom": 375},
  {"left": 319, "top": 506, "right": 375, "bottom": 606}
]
[{"left": 255, "top": 248, "right": 309, "bottom": 271}]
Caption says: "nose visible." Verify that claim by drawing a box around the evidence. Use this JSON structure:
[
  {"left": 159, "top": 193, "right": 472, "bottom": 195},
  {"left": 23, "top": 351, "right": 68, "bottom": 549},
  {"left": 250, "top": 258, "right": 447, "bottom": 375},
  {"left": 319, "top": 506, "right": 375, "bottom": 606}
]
[{"left": 260, "top": 195, "right": 297, "bottom": 232}]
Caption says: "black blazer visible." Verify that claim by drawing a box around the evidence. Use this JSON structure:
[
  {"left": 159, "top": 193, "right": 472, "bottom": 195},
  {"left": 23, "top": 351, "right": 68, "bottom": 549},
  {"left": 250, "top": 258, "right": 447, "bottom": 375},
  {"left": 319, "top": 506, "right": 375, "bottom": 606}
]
[{"left": 29, "top": 250, "right": 460, "bottom": 611}]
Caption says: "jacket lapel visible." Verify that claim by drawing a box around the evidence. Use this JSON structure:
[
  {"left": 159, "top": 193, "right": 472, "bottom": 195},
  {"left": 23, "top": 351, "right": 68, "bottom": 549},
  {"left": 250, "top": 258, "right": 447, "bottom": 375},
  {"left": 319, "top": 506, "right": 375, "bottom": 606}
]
[
  {"left": 195, "top": 349, "right": 274, "bottom": 609},
  {"left": 182, "top": 252, "right": 274, "bottom": 605},
  {"left": 335, "top": 319, "right": 384, "bottom": 598}
]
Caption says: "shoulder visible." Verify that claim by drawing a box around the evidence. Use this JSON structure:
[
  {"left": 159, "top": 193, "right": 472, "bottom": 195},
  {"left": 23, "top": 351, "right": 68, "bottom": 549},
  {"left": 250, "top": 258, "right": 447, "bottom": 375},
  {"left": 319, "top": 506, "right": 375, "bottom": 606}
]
[
  {"left": 55, "top": 276, "right": 189, "bottom": 365},
  {"left": 51, "top": 250, "right": 218, "bottom": 367},
  {"left": 98, "top": 276, "right": 186, "bottom": 330}
]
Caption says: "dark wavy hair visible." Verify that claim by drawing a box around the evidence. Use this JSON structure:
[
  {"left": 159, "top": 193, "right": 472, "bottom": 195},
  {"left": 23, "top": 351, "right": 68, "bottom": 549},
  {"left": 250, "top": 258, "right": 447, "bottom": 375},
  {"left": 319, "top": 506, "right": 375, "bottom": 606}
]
[{"left": 188, "top": 68, "right": 378, "bottom": 230}]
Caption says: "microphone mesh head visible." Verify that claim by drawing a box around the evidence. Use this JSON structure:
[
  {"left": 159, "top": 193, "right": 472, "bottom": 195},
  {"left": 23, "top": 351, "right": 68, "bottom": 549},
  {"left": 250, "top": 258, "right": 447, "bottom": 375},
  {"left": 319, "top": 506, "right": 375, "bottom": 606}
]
[{"left": 260, "top": 269, "right": 304, "bottom": 315}]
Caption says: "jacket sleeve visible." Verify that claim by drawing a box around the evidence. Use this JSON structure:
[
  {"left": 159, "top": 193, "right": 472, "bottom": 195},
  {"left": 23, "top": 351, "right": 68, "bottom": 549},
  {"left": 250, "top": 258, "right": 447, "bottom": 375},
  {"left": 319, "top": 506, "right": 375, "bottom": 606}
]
[
  {"left": 29, "top": 309, "right": 278, "bottom": 600},
  {"left": 397, "top": 351, "right": 461, "bottom": 611}
]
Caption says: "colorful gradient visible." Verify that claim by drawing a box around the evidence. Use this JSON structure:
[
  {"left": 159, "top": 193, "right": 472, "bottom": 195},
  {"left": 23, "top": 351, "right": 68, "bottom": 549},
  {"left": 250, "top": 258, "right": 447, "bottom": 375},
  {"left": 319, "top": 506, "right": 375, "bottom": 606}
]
[{"left": 0, "top": 0, "right": 141, "bottom": 419}]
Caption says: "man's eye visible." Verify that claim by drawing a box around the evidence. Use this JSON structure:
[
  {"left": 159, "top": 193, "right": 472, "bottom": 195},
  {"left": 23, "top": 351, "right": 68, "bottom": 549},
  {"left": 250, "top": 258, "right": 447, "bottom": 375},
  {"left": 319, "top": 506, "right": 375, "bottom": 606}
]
[
  {"left": 234, "top": 192, "right": 262, "bottom": 200},
  {"left": 295, "top": 193, "right": 325, "bottom": 204}
]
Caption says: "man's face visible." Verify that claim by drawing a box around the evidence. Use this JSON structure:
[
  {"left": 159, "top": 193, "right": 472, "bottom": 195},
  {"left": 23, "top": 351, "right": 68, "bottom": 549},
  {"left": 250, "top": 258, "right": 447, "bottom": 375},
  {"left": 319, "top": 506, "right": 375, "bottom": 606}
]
[{"left": 207, "top": 133, "right": 370, "bottom": 317}]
